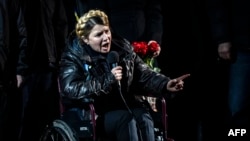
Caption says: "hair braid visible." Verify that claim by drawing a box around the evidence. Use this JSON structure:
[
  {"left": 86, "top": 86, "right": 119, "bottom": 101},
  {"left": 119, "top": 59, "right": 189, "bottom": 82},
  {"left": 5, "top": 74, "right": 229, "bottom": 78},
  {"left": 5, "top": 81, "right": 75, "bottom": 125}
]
[{"left": 75, "top": 9, "right": 109, "bottom": 39}]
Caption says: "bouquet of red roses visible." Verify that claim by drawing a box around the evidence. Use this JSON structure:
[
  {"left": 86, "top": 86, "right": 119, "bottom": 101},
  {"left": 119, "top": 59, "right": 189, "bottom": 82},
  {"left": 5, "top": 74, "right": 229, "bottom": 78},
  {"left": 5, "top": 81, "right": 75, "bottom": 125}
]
[{"left": 131, "top": 41, "right": 161, "bottom": 72}]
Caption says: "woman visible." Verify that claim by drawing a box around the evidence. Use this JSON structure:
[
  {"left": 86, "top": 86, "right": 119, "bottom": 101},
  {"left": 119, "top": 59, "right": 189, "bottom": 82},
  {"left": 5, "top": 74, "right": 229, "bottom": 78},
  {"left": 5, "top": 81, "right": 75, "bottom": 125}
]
[{"left": 59, "top": 9, "right": 190, "bottom": 141}]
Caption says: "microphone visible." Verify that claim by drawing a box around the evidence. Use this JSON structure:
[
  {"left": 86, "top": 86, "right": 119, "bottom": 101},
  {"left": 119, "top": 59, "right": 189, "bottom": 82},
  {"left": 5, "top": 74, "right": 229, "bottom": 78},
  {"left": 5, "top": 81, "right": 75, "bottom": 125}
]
[
  {"left": 107, "top": 51, "right": 120, "bottom": 86},
  {"left": 107, "top": 51, "right": 133, "bottom": 115}
]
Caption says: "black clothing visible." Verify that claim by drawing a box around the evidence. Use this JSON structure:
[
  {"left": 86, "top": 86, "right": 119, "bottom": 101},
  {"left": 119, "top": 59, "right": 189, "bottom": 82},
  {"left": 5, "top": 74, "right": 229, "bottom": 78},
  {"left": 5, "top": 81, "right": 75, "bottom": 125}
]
[
  {"left": 206, "top": 0, "right": 250, "bottom": 140},
  {"left": 0, "top": 0, "right": 27, "bottom": 85},
  {"left": 0, "top": 0, "right": 27, "bottom": 140},
  {"left": 59, "top": 34, "right": 170, "bottom": 140},
  {"left": 20, "top": 0, "right": 68, "bottom": 72},
  {"left": 70, "top": 0, "right": 163, "bottom": 44},
  {"left": 20, "top": 69, "right": 59, "bottom": 141},
  {"left": 158, "top": 0, "right": 225, "bottom": 140},
  {"left": 63, "top": 0, "right": 89, "bottom": 34},
  {"left": 206, "top": 0, "right": 250, "bottom": 52},
  {"left": 59, "top": 34, "right": 169, "bottom": 113},
  {"left": 98, "top": 108, "right": 155, "bottom": 141},
  {"left": 18, "top": 0, "right": 68, "bottom": 140}
]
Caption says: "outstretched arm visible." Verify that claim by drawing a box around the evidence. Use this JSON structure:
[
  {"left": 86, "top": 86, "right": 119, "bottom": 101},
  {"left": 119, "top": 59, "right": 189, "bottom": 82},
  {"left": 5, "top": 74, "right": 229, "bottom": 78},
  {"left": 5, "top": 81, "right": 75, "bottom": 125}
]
[{"left": 166, "top": 74, "right": 190, "bottom": 92}]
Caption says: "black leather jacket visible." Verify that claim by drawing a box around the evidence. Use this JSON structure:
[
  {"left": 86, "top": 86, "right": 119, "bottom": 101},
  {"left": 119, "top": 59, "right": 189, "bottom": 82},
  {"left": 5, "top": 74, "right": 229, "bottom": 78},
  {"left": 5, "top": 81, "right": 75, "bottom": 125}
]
[
  {"left": 59, "top": 34, "right": 170, "bottom": 114},
  {"left": 0, "top": 0, "right": 27, "bottom": 86}
]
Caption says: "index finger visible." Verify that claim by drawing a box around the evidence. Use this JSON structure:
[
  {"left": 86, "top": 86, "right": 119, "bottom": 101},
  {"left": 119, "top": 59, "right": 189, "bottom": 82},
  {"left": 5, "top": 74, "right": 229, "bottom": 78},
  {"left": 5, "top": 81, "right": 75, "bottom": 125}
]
[{"left": 176, "top": 74, "right": 190, "bottom": 81}]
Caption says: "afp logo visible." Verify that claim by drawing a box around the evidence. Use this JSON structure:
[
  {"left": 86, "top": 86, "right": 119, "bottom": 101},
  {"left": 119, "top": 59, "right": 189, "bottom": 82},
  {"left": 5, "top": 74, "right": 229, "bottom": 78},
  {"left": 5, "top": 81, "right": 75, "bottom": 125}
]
[{"left": 228, "top": 129, "right": 247, "bottom": 136}]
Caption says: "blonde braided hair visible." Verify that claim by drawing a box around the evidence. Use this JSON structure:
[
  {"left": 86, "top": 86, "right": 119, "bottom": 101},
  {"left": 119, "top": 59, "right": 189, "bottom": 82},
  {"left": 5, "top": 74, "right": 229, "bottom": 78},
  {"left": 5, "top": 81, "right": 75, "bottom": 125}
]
[{"left": 75, "top": 9, "right": 109, "bottom": 39}]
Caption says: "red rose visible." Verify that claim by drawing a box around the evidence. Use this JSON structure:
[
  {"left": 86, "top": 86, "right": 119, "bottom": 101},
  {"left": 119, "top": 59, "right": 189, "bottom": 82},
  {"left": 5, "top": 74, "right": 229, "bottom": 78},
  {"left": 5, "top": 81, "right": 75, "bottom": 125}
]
[
  {"left": 131, "top": 41, "right": 161, "bottom": 72},
  {"left": 147, "top": 41, "right": 160, "bottom": 57},
  {"left": 131, "top": 41, "right": 148, "bottom": 57}
]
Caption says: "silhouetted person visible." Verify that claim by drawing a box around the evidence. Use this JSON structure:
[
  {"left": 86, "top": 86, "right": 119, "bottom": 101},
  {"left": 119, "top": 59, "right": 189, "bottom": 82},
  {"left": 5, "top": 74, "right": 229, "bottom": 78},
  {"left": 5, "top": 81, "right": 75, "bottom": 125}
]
[
  {"left": 159, "top": 0, "right": 230, "bottom": 140},
  {"left": 0, "top": 0, "right": 27, "bottom": 140},
  {"left": 206, "top": 0, "right": 250, "bottom": 140},
  {"left": 18, "top": 0, "right": 68, "bottom": 140}
]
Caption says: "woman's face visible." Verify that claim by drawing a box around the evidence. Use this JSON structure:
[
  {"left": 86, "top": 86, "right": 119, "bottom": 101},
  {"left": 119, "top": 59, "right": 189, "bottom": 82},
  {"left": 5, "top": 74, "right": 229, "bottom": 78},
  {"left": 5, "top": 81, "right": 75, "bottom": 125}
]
[{"left": 83, "top": 24, "right": 112, "bottom": 54}]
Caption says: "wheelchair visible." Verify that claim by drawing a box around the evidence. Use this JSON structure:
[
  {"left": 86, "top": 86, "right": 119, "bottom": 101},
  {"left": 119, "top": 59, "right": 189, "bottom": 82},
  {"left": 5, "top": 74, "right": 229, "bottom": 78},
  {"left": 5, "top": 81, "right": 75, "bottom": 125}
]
[
  {"left": 39, "top": 96, "right": 174, "bottom": 141},
  {"left": 39, "top": 98, "right": 96, "bottom": 141},
  {"left": 39, "top": 79, "right": 173, "bottom": 141}
]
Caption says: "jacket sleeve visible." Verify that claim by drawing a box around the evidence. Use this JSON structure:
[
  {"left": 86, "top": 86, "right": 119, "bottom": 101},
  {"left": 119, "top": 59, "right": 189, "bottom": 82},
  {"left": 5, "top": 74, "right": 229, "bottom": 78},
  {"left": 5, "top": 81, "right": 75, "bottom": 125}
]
[
  {"left": 59, "top": 50, "right": 116, "bottom": 100},
  {"left": 15, "top": 2, "right": 28, "bottom": 76},
  {"left": 133, "top": 53, "right": 170, "bottom": 96}
]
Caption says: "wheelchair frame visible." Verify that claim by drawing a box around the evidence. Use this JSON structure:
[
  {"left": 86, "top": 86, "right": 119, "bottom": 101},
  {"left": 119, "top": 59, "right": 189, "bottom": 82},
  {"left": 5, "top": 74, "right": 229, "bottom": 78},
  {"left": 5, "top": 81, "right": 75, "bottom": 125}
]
[
  {"left": 39, "top": 79, "right": 173, "bottom": 141},
  {"left": 39, "top": 98, "right": 173, "bottom": 141}
]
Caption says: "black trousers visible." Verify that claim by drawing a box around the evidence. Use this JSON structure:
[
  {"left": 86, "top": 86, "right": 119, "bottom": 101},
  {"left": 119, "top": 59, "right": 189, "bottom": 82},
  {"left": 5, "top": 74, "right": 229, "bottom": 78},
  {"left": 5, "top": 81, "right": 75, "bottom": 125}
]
[
  {"left": 18, "top": 68, "right": 60, "bottom": 141},
  {"left": 1, "top": 82, "right": 22, "bottom": 141},
  {"left": 0, "top": 86, "right": 7, "bottom": 140},
  {"left": 97, "top": 108, "right": 155, "bottom": 141}
]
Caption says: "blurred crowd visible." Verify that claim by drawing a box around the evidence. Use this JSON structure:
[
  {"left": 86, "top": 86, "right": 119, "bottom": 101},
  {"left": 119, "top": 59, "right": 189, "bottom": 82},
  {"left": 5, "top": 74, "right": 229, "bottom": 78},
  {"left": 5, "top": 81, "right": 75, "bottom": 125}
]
[{"left": 1, "top": 0, "right": 249, "bottom": 141}]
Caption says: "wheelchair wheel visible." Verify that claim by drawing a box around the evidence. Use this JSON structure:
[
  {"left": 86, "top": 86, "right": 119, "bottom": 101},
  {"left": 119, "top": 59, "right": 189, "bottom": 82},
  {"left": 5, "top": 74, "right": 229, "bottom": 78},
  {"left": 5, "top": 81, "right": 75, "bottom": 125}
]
[{"left": 40, "top": 119, "right": 79, "bottom": 141}]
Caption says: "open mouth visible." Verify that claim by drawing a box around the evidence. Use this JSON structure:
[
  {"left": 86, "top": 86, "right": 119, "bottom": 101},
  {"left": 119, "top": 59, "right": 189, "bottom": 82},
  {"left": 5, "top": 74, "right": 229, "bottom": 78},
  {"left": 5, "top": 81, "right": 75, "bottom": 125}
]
[
  {"left": 101, "top": 42, "right": 110, "bottom": 52},
  {"left": 102, "top": 43, "right": 109, "bottom": 48}
]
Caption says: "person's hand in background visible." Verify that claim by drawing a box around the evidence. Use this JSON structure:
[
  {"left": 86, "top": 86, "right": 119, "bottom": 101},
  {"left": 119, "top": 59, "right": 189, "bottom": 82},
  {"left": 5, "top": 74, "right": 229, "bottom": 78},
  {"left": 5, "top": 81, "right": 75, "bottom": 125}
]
[
  {"left": 218, "top": 42, "right": 232, "bottom": 61},
  {"left": 16, "top": 75, "right": 23, "bottom": 88}
]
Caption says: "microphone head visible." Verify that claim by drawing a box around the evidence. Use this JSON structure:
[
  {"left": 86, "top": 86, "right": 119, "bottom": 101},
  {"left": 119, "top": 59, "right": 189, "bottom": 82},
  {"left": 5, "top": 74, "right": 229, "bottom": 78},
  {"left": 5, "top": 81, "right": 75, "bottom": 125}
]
[{"left": 107, "top": 51, "right": 119, "bottom": 64}]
